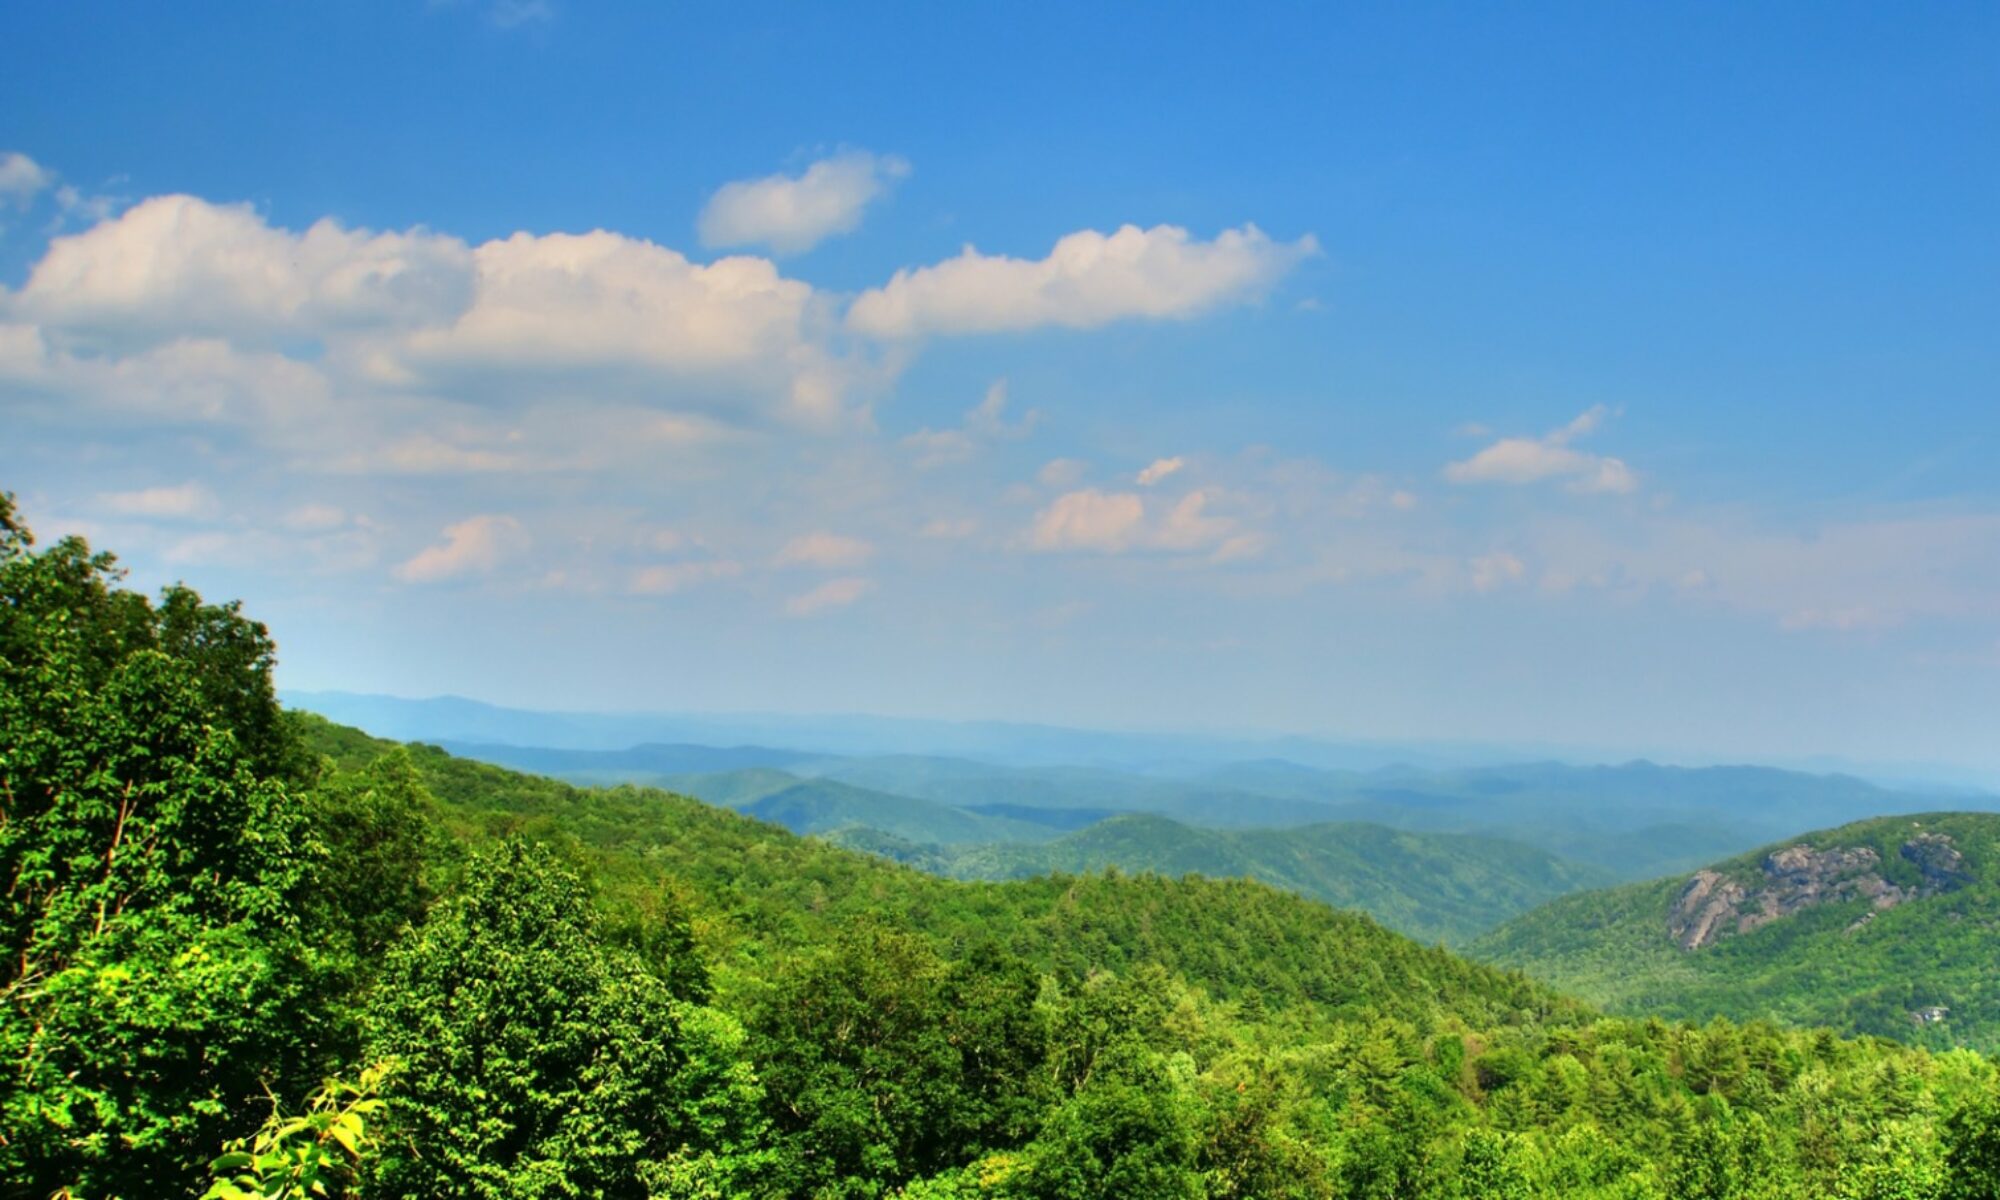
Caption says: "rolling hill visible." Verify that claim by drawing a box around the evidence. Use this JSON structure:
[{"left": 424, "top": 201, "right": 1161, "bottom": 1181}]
[
  {"left": 400, "top": 729, "right": 1995, "bottom": 882},
  {"left": 291, "top": 712, "right": 1576, "bottom": 1029},
  {"left": 1471, "top": 811, "right": 2000, "bottom": 1051},
  {"left": 828, "top": 812, "right": 1614, "bottom": 945}
]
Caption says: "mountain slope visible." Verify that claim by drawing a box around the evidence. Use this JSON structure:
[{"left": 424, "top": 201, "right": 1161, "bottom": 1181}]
[
  {"left": 832, "top": 812, "right": 1612, "bottom": 945},
  {"left": 292, "top": 712, "right": 1578, "bottom": 1030},
  {"left": 1471, "top": 811, "right": 2000, "bottom": 1050}
]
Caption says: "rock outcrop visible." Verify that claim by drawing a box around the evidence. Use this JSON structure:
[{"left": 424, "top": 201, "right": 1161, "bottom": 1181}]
[{"left": 1668, "top": 832, "right": 1970, "bottom": 951}]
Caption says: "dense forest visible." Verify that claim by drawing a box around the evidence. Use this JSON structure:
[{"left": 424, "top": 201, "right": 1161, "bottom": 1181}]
[
  {"left": 819, "top": 814, "right": 1610, "bottom": 946},
  {"left": 1474, "top": 812, "right": 2000, "bottom": 1052},
  {"left": 9, "top": 493, "right": 2000, "bottom": 1199}
]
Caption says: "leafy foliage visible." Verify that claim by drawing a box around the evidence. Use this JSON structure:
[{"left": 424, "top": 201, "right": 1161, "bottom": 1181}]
[
  {"left": 362, "top": 838, "right": 768, "bottom": 1199},
  {"left": 202, "top": 1063, "right": 392, "bottom": 1200},
  {"left": 0, "top": 494, "right": 326, "bottom": 1195}
]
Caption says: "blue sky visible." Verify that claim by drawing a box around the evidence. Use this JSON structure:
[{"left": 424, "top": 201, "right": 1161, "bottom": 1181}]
[{"left": 3, "top": 1, "right": 1998, "bottom": 776}]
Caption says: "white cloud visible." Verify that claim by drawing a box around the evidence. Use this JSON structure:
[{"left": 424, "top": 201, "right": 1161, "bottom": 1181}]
[
  {"left": 1136, "top": 456, "right": 1184, "bottom": 486},
  {"left": 394, "top": 515, "right": 528, "bottom": 583},
  {"left": 1027, "top": 482, "right": 1256, "bottom": 559},
  {"left": 785, "top": 575, "right": 873, "bottom": 616},
  {"left": 1469, "top": 551, "right": 1527, "bottom": 593},
  {"left": 1444, "top": 405, "right": 1638, "bottom": 495},
  {"left": 847, "top": 223, "right": 1317, "bottom": 339},
  {"left": 1152, "top": 489, "right": 1236, "bottom": 551},
  {"left": 775, "top": 532, "right": 875, "bottom": 569},
  {"left": 387, "top": 230, "right": 850, "bottom": 424},
  {"left": 96, "top": 482, "right": 216, "bottom": 519},
  {"left": 5, "top": 195, "right": 859, "bottom": 430},
  {"left": 630, "top": 560, "right": 743, "bottom": 595},
  {"left": 10, "top": 195, "right": 475, "bottom": 346},
  {"left": 0, "top": 152, "right": 53, "bottom": 207},
  {"left": 0, "top": 327, "right": 341, "bottom": 431},
  {"left": 1028, "top": 489, "right": 1147, "bottom": 553},
  {"left": 698, "top": 151, "right": 909, "bottom": 255}
]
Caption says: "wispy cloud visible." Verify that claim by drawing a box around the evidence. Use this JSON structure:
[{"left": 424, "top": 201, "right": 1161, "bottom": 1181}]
[
  {"left": 699, "top": 150, "right": 908, "bottom": 255},
  {"left": 901, "top": 379, "right": 1039, "bottom": 468},
  {"left": 785, "top": 576, "right": 873, "bottom": 616},
  {"left": 0, "top": 152, "right": 54, "bottom": 208},
  {"left": 395, "top": 515, "right": 529, "bottom": 583},
  {"left": 1444, "top": 406, "right": 1637, "bottom": 495},
  {"left": 96, "top": 482, "right": 216, "bottom": 520},
  {"left": 775, "top": 532, "right": 875, "bottom": 570}
]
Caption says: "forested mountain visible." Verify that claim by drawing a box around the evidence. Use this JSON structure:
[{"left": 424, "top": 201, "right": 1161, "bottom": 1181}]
[
  {"left": 1473, "top": 812, "right": 2000, "bottom": 1052},
  {"left": 826, "top": 813, "right": 1612, "bottom": 945},
  {"left": 12, "top": 496, "right": 2000, "bottom": 1199}
]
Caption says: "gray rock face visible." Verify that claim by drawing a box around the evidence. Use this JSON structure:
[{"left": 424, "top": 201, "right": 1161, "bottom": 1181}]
[
  {"left": 1667, "top": 833, "right": 1970, "bottom": 951},
  {"left": 1902, "top": 832, "right": 1970, "bottom": 890}
]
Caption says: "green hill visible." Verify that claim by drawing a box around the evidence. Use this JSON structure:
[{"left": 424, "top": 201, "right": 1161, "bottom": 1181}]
[
  {"left": 298, "top": 716, "right": 1572, "bottom": 1028},
  {"left": 1471, "top": 811, "right": 2000, "bottom": 1051},
  {"left": 829, "top": 812, "right": 1612, "bottom": 945}
]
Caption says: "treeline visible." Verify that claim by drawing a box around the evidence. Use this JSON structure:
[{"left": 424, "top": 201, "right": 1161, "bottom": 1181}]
[{"left": 6, "top": 494, "right": 2000, "bottom": 1199}]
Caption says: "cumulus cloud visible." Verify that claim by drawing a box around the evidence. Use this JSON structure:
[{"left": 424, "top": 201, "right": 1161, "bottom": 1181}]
[
  {"left": 96, "top": 482, "right": 217, "bottom": 519},
  {"left": 1444, "top": 405, "right": 1637, "bottom": 495},
  {"left": 394, "top": 515, "right": 529, "bottom": 583},
  {"left": 698, "top": 151, "right": 909, "bottom": 255},
  {"left": 1136, "top": 456, "right": 1184, "bottom": 486},
  {"left": 775, "top": 532, "right": 875, "bottom": 569},
  {"left": 10, "top": 195, "right": 475, "bottom": 346},
  {"left": 390, "top": 231, "right": 836, "bottom": 411},
  {"left": 0, "top": 152, "right": 53, "bottom": 207},
  {"left": 4, "top": 194, "right": 859, "bottom": 431},
  {"left": 785, "top": 576, "right": 873, "bottom": 616},
  {"left": 3, "top": 181, "right": 1318, "bottom": 486},
  {"left": 847, "top": 223, "right": 1317, "bottom": 339}
]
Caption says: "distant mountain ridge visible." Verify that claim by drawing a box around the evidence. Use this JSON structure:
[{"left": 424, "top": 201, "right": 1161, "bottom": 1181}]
[
  {"left": 398, "top": 727, "right": 1997, "bottom": 882},
  {"left": 280, "top": 689, "right": 1618, "bottom": 772}
]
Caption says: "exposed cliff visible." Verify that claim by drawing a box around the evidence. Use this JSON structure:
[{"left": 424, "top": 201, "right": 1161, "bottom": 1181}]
[{"left": 1667, "top": 833, "right": 1970, "bottom": 950}]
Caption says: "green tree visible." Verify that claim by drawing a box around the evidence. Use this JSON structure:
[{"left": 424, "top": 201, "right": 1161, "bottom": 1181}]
[
  {"left": 364, "top": 839, "right": 766, "bottom": 1199},
  {"left": 0, "top": 495, "right": 323, "bottom": 1196}
]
